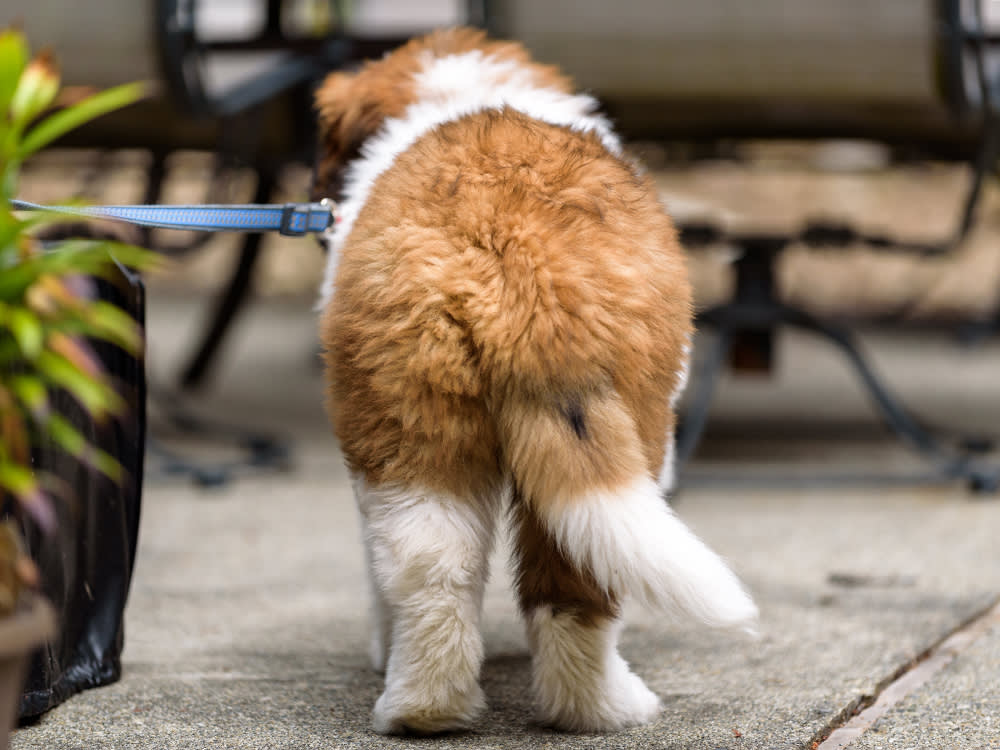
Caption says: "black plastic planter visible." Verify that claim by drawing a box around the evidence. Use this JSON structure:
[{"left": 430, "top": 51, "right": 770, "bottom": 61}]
[{"left": 12, "top": 261, "right": 145, "bottom": 720}]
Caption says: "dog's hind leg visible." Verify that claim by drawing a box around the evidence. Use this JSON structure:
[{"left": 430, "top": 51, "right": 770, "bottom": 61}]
[
  {"left": 502, "top": 388, "right": 756, "bottom": 731},
  {"left": 511, "top": 497, "right": 661, "bottom": 732},
  {"left": 359, "top": 516, "right": 393, "bottom": 674},
  {"left": 354, "top": 476, "right": 499, "bottom": 735}
]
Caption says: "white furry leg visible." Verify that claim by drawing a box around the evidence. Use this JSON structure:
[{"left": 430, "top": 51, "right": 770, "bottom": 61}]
[
  {"left": 526, "top": 607, "right": 660, "bottom": 732},
  {"left": 355, "top": 477, "right": 498, "bottom": 735},
  {"left": 360, "top": 532, "right": 392, "bottom": 673}
]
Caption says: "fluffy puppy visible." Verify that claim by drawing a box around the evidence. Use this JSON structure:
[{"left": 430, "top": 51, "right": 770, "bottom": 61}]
[{"left": 313, "top": 27, "right": 757, "bottom": 735}]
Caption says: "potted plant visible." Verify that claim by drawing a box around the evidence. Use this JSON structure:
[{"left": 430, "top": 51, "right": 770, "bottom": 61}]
[
  {"left": 0, "top": 28, "right": 153, "bottom": 749},
  {"left": 0, "top": 520, "right": 52, "bottom": 750}
]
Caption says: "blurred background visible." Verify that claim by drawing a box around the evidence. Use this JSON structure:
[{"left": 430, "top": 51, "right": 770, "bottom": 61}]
[
  {"left": 11, "top": 7, "right": 1000, "bottom": 747},
  {"left": 8, "top": 0, "right": 1000, "bottom": 489}
]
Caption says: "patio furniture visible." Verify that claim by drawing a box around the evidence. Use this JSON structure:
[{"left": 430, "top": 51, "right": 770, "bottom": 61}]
[
  {"left": 487, "top": 0, "right": 1000, "bottom": 491},
  {"left": 153, "top": 0, "right": 475, "bottom": 389},
  {"left": 13, "top": 0, "right": 1000, "bottom": 488}
]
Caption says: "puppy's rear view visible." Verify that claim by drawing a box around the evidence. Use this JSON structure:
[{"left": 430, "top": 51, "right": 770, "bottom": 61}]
[{"left": 314, "top": 28, "right": 757, "bottom": 735}]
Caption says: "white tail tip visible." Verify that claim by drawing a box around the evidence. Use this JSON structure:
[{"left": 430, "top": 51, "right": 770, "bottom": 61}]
[{"left": 539, "top": 476, "right": 759, "bottom": 631}]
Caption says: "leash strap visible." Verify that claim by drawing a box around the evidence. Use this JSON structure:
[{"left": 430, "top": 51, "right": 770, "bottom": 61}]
[{"left": 10, "top": 199, "right": 337, "bottom": 237}]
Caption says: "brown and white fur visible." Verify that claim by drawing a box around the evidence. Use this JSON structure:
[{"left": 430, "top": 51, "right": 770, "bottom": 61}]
[{"left": 313, "top": 28, "right": 757, "bottom": 735}]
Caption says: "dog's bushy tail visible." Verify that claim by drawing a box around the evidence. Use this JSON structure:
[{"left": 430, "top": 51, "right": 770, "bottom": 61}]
[{"left": 499, "top": 390, "right": 758, "bottom": 632}]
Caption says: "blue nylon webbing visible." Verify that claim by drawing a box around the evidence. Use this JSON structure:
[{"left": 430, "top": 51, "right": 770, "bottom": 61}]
[{"left": 9, "top": 199, "right": 337, "bottom": 237}]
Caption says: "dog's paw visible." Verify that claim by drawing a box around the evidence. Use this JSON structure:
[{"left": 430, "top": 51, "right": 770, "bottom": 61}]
[
  {"left": 595, "top": 667, "right": 662, "bottom": 730},
  {"left": 537, "top": 659, "right": 661, "bottom": 733},
  {"left": 372, "top": 682, "right": 486, "bottom": 735}
]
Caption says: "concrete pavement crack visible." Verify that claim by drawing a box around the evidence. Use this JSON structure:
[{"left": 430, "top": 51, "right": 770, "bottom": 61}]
[{"left": 810, "top": 597, "right": 1000, "bottom": 750}]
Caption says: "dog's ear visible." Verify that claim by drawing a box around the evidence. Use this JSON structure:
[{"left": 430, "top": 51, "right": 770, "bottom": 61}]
[{"left": 312, "top": 70, "right": 395, "bottom": 200}]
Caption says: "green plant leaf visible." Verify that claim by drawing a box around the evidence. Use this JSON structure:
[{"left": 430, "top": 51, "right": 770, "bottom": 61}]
[
  {"left": 62, "top": 239, "right": 161, "bottom": 275},
  {"left": 8, "top": 374, "right": 49, "bottom": 421},
  {"left": 9, "top": 51, "right": 60, "bottom": 128},
  {"left": 84, "top": 300, "right": 143, "bottom": 353},
  {"left": 0, "top": 460, "right": 55, "bottom": 532},
  {"left": 15, "top": 238, "right": 157, "bottom": 282},
  {"left": 0, "top": 461, "right": 34, "bottom": 495},
  {"left": 35, "top": 349, "right": 126, "bottom": 417},
  {"left": 9, "top": 205, "right": 91, "bottom": 236},
  {"left": 0, "top": 260, "right": 38, "bottom": 300},
  {"left": 0, "top": 395, "right": 29, "bottom": 463},
  {"left": 0, "top": 29, "right": 29, "bottom": 123},
  {"left": 47, "top": 331, "right": 102, "bottom": 377},
  {"left": 46, "top": 413, "right": 124, "bottom": 482},
  {"left": 104, "top": 240, "right": 163, "bottom": 272},
  {"left": 90, "top": 448, "right": 125, "bottom": 483},
  {"left": 0, "top": 339, "right": 21, "bottom": 364},
  {"left": 0, "top": 213, "right": 23, "bottom": 252},
  {"left": 17, "top": 81, "right": 147, "bottom": 159},
  {"left": 8, "top": 306, "right": 43, "bottom": 358}
]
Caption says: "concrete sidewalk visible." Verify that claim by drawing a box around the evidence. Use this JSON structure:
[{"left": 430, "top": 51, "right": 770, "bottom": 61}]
[{"left": 11, "top": 291, "right": 1000, "bottom": 750}]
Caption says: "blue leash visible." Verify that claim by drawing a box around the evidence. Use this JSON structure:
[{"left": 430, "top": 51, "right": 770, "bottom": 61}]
[{"left": 10, "top": 198, "right": 338, "bottom": 237}]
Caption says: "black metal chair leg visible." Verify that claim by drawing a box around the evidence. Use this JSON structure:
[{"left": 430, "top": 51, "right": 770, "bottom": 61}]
[
  {"left": 684, "top": 298, "right": 997, "bottom": 490},
  {"left": 777, "top": 304, "right": 983, "bottom": 483},
  {"left": 676, "top": 327, "right": 733, "bottom": 468},
  {"left": 178, "top": 171, "right": 276, "bottom": 390},
  {"left": 778, "top": 306, "right": 939, "bottom": 453}
]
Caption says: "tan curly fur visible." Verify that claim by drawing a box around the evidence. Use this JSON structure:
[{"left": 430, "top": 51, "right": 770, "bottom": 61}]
[{"left": 320, "top": 104, "right": 691, "bottom": 498}]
